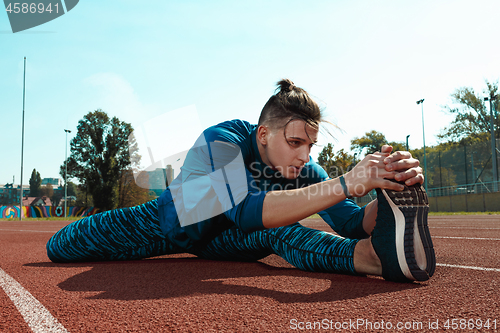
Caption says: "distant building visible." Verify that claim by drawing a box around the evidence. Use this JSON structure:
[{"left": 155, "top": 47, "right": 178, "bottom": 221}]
[
  {"left": 42, "top": 178, "right": 62, "bottom": 187},
  {"left": 59, "top": 196, "right": 77, "bottom": 207},
  {"left": 22, "top": 196, "right": 52, "bottom": 206},
  {"left": 146, "top": 165, "right": 174, "bottom": 197},
  {"left": 1, "top": 178, "right": 64, "bottom": 205},
  {"left": 165, "top": 165, "right": 174, "bottom": 186},
  {"left": 148, "top": 168, "right": 167, "bottom": 191},
  {"left": 0, "top": 184, "right": 30, "bottom": 205}
]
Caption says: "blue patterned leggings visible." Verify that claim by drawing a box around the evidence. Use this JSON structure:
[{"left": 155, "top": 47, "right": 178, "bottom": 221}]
[{"left": 46, "top": 199, "right": 360, "bottom": 275}]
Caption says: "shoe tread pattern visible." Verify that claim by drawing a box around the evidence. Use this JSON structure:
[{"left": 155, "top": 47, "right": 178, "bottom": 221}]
[{"left": 385, "top": 182, "right": 435, "bottom": 281}]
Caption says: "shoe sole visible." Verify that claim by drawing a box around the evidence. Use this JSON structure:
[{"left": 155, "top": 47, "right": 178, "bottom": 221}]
[{"left": 381, "top": 183, "right": 435, "bottom": 281}]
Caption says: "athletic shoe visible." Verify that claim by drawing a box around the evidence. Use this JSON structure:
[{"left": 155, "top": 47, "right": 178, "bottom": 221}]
[{"left": 371, "top": 181, "right": 435, "bottom": 282}]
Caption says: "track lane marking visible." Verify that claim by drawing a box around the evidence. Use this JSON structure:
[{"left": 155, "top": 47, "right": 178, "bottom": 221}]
[
  {"left": 0, "top": 267, "right": 68, "bottom": 332},
  {"left": 430, "top": 227, "right": 500, "bottom": 230},
  {"left": 436, "top": 263, "right": 500, "bottom": 272},
  {"left": 434, "top": 236, "right": 500, "bottom": 241}
]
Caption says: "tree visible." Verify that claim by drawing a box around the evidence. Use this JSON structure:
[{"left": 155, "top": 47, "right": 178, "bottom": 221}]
[
  {"left": 411, "top": 143, "right": 462, "bottom": 189},
  {"left": 52, "top": 181, "right": 79, "bottom": 208},
  {"left": 118, "top": 169, "right": 154, "bottom": 208},
  {"left": 330, "top": 149, "right": 356, "bottom": 177},
  {"left": 317, "top": 143, "right": 335, "bottom": 175},
  {"left": 40, "top": 183, "right": 54, "bottom": 198},
  {"left": 60, "top": 110, "right": 136, "bottom": 211},
  {"left": 29, "top": 169, "right": 42, "bottom": 197},
  {"left": 388, "top": 141, "right": 406, "bottom": 153},
  {"left": 439, "top": 80, "right": 499, "bottom": 143},
  {"left": 51, "top": 187, "right": 62, "bottom": 207},
  {"left": 351, "top": 130, "right": 406, "bottom": 156},
  {"left": 66, "top": 181, "right": 77, "bottom": 197},
  {"left": 73, "top": 184, "right": 93, "bottom": 207},
  {"left": 317, "top": 144, "right": 356, "bottom": 178}
]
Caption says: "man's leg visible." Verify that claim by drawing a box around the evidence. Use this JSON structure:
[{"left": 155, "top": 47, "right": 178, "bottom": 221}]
[
  {"left": 195, "top": 223, "right": 361, "bottom": 275},
  {"left": 46, "top": 199, "right": 183, "bottom": 262},
  {"left": 353, "top": 238, "right": 382, "bottom": 275},
  {"left": 194, "top": 183, "right": 435, "bottom": 281}
]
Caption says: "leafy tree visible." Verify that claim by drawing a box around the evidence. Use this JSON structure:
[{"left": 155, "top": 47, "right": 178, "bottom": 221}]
[
  {"left": 73, "top": 184, "right": 93, "bottom": 207},
  {"left": 439, "top": 80, "right": 499, "bottom": 143},
  {"left": 351, "top": 130, "right": 406, "bottom": 156},
  {"left": 317, "top": 144, "right": 356, "bottom": 178},
  {"left": 351, "top": 130, "right": 387, "bottom": 155},
  {"left": 60, "top": 110, "right": 136, "bottom": 211},
  {"left": 317, "top": 143, "right": 335, "bottom": 175},
  {"left": 51, "top": 181, "right": 79, "bottom": 208},
  {"left": 118, "top": 169, "right": 154, "bottom": 208},
  {"left": 40, "top": 183, "right": 54, "bottom": 198},
  {"left": 51, "top": 190, "right": 62, "bottom": 207},
  {"left": 389, "top": 141, "right": 407, "bottom": 153},
  {"left": 66, "top": 181, "right": 77, "bottom": 197},
  {"left": 28, "top": 169, "right": 42, "bottom": 197},
  {"left": 330, "top": 149, "right": 356, "bottom": 177},
  {"left": 409, "top": 141, "right": 494, "bottom": 189}
]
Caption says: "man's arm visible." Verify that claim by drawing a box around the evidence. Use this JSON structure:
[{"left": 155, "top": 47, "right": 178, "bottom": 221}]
[{"left": 262, "top": 148, "right": 405, "bottom": 228}]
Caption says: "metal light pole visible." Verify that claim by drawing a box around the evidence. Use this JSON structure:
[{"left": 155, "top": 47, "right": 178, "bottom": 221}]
[
  {"left": 471, "top": 151, "right": 477, "bottom": 193},
  {"left": 438, "top": 150, "right": 443, "bottom": 195},
  {"left": 416, "top": 99, "right": 427, "bottom": 190},
  {"left": 19, "top": 57, "right": 26, "bottom": 221},
  {"left": 406, "top": 135, "right": 410, "bottom": 151},
  {"left": 64, "top": 129, "right": 71, "bottom": 218},
  {"left": 484, "top": 96, "right": 498, "bottom": 192}
]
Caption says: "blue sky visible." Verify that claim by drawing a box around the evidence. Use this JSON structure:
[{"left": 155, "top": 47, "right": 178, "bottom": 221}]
[{"left": 2, "top": 0, "right": 500, "bottom": 185}]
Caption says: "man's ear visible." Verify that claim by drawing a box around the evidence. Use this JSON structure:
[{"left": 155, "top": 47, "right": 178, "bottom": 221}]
[{"left": 257, "top": 125, "right": 268, "bottom": 146}]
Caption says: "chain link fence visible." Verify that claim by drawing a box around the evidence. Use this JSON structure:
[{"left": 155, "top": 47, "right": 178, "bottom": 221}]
[
  {"left": 355, "top": 139, "right": 500, "bottom": 211},
  {"left": 422, "top": 140, "right": 500, "bottom": 196}
]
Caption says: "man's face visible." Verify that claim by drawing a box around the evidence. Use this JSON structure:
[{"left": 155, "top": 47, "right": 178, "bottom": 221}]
[{"left": 260, "top": 119, "right": 318, "bottom": 179}]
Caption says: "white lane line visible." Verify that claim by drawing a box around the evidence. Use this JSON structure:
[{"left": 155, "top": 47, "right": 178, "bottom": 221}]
[
  {"left": 436, "top": 263, "right": 500, "bottom": 273},
  {"left": 0, "top": 229, "right": 56, "bottom": 233},
  {"left": 434, "top": 236, "right": 500, "bottom": 241},
  {"left": 0, "top": 267, "right": 68, "bottom": 332},
  {"left": 430, "top": 227, "right": 500, "bottom": 230}
]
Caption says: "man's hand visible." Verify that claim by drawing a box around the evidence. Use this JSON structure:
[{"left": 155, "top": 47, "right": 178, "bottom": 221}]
[{"left": 381, "top": 145, "right": 424, "bottom": 186}]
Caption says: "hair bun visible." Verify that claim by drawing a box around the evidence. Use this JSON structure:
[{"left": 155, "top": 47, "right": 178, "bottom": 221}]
[{"left": 277, "top": 78, "right": 295, "bottom": 93}]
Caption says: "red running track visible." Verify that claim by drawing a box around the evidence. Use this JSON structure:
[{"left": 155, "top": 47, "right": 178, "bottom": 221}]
[{"left": 0, "top": 216, "right": 499, "bottom": 332}]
